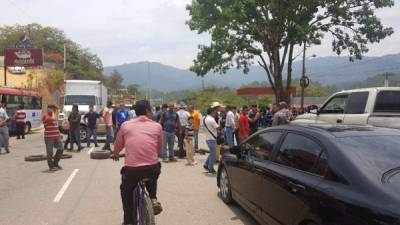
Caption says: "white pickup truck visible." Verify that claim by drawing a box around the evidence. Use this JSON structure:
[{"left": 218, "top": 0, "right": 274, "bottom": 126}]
[{"left": 293, "top": 87, "right": 400, "bottom": 129}]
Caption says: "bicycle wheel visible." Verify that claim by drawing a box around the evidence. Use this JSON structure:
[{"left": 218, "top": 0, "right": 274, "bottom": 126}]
[{"left": 140, "top": 193, "right": 155, "bottom": 225}]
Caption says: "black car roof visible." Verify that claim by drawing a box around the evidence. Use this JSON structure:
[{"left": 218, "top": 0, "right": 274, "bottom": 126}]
[{"left": 275, "top": 124, "right": 400, "bottom": 138}]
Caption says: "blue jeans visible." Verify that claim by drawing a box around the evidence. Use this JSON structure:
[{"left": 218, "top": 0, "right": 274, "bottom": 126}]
[
  {"left": 87, "top": 127, "right": 98, "bottom": 145},
  {"left": 162, "top": 131, "right": 175, "bottom": 160},
  {"left": 194, "top": 130, "right": 199, "bottom": 151},
  {"left": 69, "top": 128, "right": 81, "bottom": 149},
  {"left": 205, "top": 139, "right": 217, "bottom": 171},
  {"left": 224, "top": 127, "right": 234, "bottom": 148},
  {"left": 45, "top": 139, "right": 63, "bottom": 169},
  {"left": 105, "top": 126, "right": 114, "bottom": 146}
]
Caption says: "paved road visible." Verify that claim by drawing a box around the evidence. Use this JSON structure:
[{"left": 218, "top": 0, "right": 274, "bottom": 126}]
[{"left": 0, "top": 131, "right": 259, "bottom": 225}]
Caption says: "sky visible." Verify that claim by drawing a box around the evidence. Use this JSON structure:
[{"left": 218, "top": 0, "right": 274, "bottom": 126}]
[{"left": 1, "top": 0, "right": 400, "bottom": 69}]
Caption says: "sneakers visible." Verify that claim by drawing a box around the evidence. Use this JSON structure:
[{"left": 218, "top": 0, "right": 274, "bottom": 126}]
[
  {"left": 162, "top": 159, "right": 169, "bottom": 163},
  {"left": 169, "top": 158, "right": 177, "bottom": 162},
  {"left": 54, "top": 165, "right": 63, "bottom": 170},
  {"left": 151, "top": 199, "right": 163, "bottom": 215},
  {"left": 208, "top": 169, "right": 217, "bottom": 174},
  {"left": 203, "top": 164, "right": 209, "bottom": 171}
]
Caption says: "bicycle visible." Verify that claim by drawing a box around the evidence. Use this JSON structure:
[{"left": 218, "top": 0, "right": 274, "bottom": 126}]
[
  {"left": 111, "top": 154, "right": 161, "bottom": 225},
  {"left": 132, "top": 178, "right": 155, "bottom": 225}
]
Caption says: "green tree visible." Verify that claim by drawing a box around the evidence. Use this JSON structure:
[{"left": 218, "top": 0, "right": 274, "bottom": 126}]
[
  {"left": 0, "top": 23, "right": 104, "bottom": 81},
  {"left": 46, "top": 70, "right": 65, "bottom": 92},
  {"left": 187, "top": 0, "right": 394, "bottom": 103},
  {"left": 106, "top": 69, "right": 124, "bottom": 92},
  {"left": 127, "top": 84, "right": 141, "bottom": 95}
]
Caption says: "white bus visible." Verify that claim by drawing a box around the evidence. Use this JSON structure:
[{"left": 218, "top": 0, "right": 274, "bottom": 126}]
[{"left": 0, "top": 88, "right": 42, "bottom": 134}]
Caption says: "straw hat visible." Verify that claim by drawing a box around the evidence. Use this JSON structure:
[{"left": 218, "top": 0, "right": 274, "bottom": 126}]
[{"left": 210, "top": 101, "right": 222, "bottom": 108}]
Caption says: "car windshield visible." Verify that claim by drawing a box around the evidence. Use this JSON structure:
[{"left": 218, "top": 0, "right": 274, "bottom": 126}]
[
  {"left": 337, "top": 135, "right": 400, "bottom": 181},
  {"left": 65, "top": 95, "right": 95, "bottom": 105}
]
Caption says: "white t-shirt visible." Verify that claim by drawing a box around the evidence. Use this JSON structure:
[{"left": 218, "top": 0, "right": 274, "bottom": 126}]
[
  {"left": 129, "top": 110, "right": 136, "bottom": 120},
  {"left": 204, "top": 115, "right": 218, "bottom": 141},
  {"left": 177, "top": 109, "right": 190, "bottom": 127},
  {"left": 0, "top": 107, "right": 9, "bottom": 126},
  {"left": 225, "top": 111, "right": 235, "bottom": 128}
]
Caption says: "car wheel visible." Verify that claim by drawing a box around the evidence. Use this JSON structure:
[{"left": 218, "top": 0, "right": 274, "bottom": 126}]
[
  {"left": 24, "top": 122, "right": 31, "bottom": 134},
  {"left": 219, "top": 167, "right": 233, "bottom": 204},
  {"left": 79, "top": 126, "right": 87, "bottom": 142}
]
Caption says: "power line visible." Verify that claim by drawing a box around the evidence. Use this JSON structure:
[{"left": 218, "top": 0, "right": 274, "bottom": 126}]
[{"left": 6, "top": 0, "right": 36, "bottom": 22}]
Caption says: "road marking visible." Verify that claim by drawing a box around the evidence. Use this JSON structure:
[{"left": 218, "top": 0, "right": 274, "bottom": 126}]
[
  {"left": 87, "top": 146, "right": 94, "bottom": 154},
  {"left": 53, "top": 169, "right": 79, "bottom": 203}
]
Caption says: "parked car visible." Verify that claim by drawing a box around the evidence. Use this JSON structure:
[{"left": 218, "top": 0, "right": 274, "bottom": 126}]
[
  {"left": 293, "top": 87, "right": 400, "bottom": 129},
  {"left": 217, "top": 124, "right": 400, "bottom": 225}
]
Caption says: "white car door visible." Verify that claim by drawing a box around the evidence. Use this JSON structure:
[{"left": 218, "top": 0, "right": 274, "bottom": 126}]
[
  {"left": 315, "top": 94, "right": 348, "bottom": 124},
  {"left": 342, "top": 91, "right": 370, "bottom": 125}
]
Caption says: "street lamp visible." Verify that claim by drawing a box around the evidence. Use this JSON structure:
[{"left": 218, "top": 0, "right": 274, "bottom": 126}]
[{"left": 300, "top": 41, "right": 316, "bottom": 111}]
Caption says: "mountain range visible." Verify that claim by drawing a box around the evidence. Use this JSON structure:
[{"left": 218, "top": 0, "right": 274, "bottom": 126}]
[{"left": 104, "top": 53, "right": 400, "bottom": 92}]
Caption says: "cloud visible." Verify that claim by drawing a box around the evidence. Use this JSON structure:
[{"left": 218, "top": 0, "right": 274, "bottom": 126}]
[{"left": 1, "top": 0, "right": 399, "bottom": 69}]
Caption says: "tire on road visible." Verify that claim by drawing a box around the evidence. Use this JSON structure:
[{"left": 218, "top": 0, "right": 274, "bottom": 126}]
[
  {"left": 61, "top": 153, "right": 73, "bottom": 159},
  {"left": 133, "top": 190, "right": 156, "bottom": 225},
  {"left": 24, "top": 154, "right": 47, "bottom": 162},
  {"left": 143, "top": 193, "right": 156, "bottom": 225},
  {"left": 90, "top": 150, "right": 111, "bottom": 160}
]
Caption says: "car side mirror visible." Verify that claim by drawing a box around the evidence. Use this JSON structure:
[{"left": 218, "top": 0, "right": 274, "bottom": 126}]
[{"left": 230, "top": 145, "right": 247, "bottom": 159}]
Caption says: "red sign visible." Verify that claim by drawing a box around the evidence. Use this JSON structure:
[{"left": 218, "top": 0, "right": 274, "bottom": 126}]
[{"left": 4, "top": 48, "right": 43, "bottom": 67}]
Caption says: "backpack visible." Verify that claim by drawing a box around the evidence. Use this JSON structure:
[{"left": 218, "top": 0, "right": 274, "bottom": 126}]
[{"left": 162, "top": 111, "right": 178, "bottom": 132}]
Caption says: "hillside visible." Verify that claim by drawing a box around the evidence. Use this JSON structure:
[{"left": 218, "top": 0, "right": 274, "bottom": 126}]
[{"left": 104, "top": 53, "right": 400, "bottom": 92}]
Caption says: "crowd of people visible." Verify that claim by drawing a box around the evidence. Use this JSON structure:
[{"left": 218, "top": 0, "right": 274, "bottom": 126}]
[{"left": 39, "top": 99, "right": 313, "bottom": 225}]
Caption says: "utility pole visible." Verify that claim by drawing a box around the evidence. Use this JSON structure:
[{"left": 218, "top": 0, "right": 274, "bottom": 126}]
[
  {"left": 384, "top": 72, "right": 389, "bottom": 87},
  {"left": 63, "top": 44, "right": 66, "bottom": 81},
  {"left": 300, "top": 41, "right": 306, "bottom": 111}
]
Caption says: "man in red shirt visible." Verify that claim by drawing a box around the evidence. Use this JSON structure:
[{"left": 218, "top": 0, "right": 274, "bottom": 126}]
[
  {"left": 15, "top": 105, "right": 26, "bottom": 139},
  {"left": 112, "top": 100, "right": 163, "bottom": 225},
  {"left": 239, "top": 106, "right": 250, "bottom": 142},
  {"left": 42, "top": 105, "right": 63, "bottom": 171}
]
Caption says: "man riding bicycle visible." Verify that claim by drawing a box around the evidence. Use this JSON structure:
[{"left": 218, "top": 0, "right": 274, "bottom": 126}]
[{"left": 112, "top": 100, "right": 163, "bottom": 225}]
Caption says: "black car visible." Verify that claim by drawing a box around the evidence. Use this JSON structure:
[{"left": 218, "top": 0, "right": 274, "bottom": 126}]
[{"left": 217, "top": 124, "right": 400, "bottom": 225}]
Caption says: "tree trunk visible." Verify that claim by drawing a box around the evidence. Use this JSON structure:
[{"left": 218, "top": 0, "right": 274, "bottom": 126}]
[{"left": 286, "top": 44, "right": 294, "bottom": 104}]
